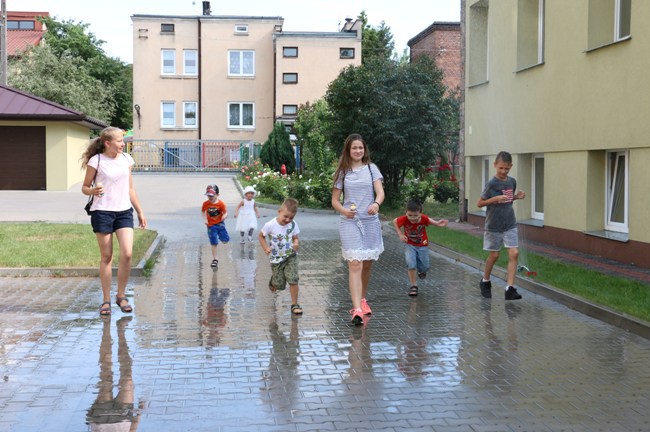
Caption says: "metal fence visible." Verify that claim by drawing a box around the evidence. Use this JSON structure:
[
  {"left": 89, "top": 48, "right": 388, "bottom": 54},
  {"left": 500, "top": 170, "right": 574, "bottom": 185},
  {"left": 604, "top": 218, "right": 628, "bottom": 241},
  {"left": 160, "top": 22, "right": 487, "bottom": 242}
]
[{"left": 126, "top": 140, "right": 261, "bottom": 172}]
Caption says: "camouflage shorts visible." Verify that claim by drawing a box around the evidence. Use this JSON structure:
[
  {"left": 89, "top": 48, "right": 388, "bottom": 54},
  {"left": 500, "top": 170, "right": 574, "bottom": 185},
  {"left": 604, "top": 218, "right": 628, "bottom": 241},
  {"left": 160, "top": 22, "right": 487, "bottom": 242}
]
[{"left": 269, "top": 254, "right": 299, "bottom": 291}]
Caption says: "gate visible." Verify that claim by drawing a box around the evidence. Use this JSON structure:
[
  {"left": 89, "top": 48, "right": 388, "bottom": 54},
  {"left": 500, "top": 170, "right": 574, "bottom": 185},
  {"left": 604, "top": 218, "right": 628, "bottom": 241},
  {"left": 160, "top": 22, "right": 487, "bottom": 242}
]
[{"left": 127, "top": 140, "right": 261, "bottom": 172}]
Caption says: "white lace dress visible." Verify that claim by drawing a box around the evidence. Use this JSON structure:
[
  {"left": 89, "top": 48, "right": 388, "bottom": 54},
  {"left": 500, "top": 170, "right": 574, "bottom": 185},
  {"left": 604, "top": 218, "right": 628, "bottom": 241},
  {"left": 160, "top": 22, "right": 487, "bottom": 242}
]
[
  {"left": 334, "top": 163, "right": 384, "bottom": 261},
  {"left": 235, "top": 199, "right": 257, "bottom": 232}
]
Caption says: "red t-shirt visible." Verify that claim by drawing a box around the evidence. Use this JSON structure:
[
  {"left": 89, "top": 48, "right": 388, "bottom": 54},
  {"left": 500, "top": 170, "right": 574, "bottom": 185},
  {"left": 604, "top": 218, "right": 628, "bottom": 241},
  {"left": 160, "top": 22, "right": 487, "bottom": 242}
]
[
  {"left": 202, "top": 199, "right": 227, "bottom": 226},
  {"left": 395, "top": 214, "right": 433, "bottom": 246}
]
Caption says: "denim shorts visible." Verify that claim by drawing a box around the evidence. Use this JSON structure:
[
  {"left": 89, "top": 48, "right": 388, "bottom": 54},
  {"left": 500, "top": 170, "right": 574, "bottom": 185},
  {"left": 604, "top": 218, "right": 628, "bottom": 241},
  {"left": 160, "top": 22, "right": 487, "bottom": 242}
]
[
  {"left": 483, "top": 227, "right": 519, "bottom": 251},
  {"left": 91, "top": 208, "right": 134, "bottom": 233},
  {"left": 404, "top": 244, "right": 430, "bottom": 273},
  {"left": 207, "top": 222, "right": 230, "bottom": 245}
]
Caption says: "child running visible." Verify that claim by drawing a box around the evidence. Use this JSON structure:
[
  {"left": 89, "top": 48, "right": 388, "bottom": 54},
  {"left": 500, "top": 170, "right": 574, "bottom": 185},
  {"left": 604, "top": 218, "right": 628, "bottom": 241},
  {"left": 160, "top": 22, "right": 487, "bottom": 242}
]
[
  {"left": 392, "top": 199, "right": 448, "bottom": 297},
  {"left": 234, "top": 185, "right": 261, "bottom": 243},
  {"left": 202, "top": 184, "right": 229, "bottom": 268},
  {"left": 259, "top": 198, "right": 303, "bottom": 315},
  {"left": 478, "top": 151, "right": 526, "bottom": 300}
]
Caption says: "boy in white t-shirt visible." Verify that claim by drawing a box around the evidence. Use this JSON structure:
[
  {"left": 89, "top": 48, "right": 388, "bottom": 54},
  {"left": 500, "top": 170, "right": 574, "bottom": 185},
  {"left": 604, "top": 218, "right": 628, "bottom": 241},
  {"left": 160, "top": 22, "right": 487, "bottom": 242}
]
[{"left": 259, "top": 198, "right": 302, "bottom": 315}]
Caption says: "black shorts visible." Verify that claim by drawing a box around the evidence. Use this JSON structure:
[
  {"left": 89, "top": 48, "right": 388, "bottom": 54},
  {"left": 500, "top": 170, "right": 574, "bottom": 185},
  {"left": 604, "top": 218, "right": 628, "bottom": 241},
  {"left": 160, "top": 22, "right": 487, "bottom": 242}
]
[{"left": 91, "top": 208, "right": 134, "bottom": 233}]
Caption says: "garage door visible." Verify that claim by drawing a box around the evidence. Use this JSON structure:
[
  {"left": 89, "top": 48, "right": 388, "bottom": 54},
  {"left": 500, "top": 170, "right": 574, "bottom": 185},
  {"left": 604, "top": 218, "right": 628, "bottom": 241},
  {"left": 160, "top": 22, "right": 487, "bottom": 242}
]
[{"left": 0, "top": 126, "right": 46, "bottom": 190}]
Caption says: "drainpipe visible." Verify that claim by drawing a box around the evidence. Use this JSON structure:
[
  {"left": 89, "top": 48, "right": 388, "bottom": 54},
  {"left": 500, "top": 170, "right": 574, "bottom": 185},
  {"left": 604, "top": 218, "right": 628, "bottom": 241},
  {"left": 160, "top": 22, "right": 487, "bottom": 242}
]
[{"left": 198, "top": 15, "right": 202, "bottom": 140}]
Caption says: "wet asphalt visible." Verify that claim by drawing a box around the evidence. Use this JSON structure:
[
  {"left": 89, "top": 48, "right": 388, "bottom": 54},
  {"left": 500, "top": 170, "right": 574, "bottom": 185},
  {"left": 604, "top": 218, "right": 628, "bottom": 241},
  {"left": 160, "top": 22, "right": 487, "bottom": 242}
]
[{"left": 0, "top": 174, "right": 649, "bottom": 431}]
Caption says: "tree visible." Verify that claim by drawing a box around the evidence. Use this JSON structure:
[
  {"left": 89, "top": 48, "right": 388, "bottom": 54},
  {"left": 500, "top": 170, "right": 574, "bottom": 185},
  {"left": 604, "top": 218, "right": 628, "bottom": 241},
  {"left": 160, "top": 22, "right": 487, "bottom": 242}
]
[
  {"left": 324, "top": 56, "right": 450, "bottom": 201},
  {"left": 8, "top": 17, "right": 133, "bottom": 129},
  {"left": 357, "top": 11, "right": 395, "bottom": 64},
  {"left": 8, "top": 45, "right": 116, "bottom": 122},
  {"left": 260, "top": 123, "right": 296, "bottom": 174},
  {"left": 293, "top": 99, "right": 335, "bottom": 175}
]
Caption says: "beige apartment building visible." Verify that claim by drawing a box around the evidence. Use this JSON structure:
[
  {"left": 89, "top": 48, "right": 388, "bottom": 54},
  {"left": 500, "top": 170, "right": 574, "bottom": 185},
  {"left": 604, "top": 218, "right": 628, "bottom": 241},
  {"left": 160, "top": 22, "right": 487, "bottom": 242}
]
[
  {"left": 464, "top": 0, "right": 650, "bottom": 267},
  {"left": 131, "top": 10, "right": 361, "bottom": 147}
]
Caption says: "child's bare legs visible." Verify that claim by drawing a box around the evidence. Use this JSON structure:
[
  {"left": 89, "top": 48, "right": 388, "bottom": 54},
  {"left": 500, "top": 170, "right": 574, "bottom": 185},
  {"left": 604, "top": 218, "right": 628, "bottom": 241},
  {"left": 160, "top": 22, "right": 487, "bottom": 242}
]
[
  {"left": 289, "top": 283, "right": 299, "bottom": 305},
  {"left": 482, "top": 250, "right": 500, "bottom": 281},
  {"left": 407, "top": 268, "right": 417, "bottom": 286},
  {"left": 211, "top": 244, "right": 218, "bottom": 260},
  {"left": 506, "top": 247, "right": 519, "bottom": 286},
  {"left": 115, "top": 228, "right": 134, "bottom": 304}
]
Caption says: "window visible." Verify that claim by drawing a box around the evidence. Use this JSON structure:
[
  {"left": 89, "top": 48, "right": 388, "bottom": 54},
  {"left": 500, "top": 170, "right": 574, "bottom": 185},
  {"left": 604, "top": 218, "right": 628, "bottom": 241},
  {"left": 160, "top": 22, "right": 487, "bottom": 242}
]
[
  {"left": 588, "top": 0, "right": 631, "bottom": 50},
  {"left": 469, "top": 0, "right": 489, "bottom": 86},
  {"left": 481, "top": 156, "right": 491, "bottom": 212},
  {"left": 234, "top": 24, "right": 249, "bottom": 34},
  {"left": 161, "top": 23, "right": 175, "bottom": 33},
  {"left": 184, "top": 50, "right": 198, "bottom": 75},
  {"left": 340, "top": 48, "right": 355, "bottom": 59},
  {"left": 228, "top": 51, "right": 255, "bottom": 76},
  {"left": 161, "top": 50, "right": 176, "bottom": 75},
  {"left": 228, "top": 103, "right": 255, "bottom": 128},
  {"left": 532, "top": 155, "right": 545, "bottom": 219},
  {"left": 182, "top": 102, "right": 198, "bottom": 127},
  {"left": 516, "top": 0, "right": 544, "bottom": 70},
  {"left": 7, "top": 20, "right": 35, "bottom": 30},
  {"left": 283, "top": 47, "right": 298, "bottom": 58},
  {"left": 161, "top": 102, "right": 175, "bottom": 128},
  {"left": 605, "top": 150, "right": 628, "bottom": 232},
  {"left": 282, "top": 105, "right": 298, "bottom": 116},
  {"left": 283, "top": 73, "right": 298, "bottom": 84}
]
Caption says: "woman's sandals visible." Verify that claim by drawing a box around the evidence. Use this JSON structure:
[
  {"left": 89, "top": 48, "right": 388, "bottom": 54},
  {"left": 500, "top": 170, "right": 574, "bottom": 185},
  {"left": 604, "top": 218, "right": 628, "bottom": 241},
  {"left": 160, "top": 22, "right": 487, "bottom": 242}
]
[{"left": 115, "top": 296, "right": 133, "bottom": 313}]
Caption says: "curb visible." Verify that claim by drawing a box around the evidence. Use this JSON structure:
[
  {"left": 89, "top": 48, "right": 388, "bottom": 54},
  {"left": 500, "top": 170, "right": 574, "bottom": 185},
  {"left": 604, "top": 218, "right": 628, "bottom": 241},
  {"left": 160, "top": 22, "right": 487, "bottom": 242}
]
[
  {"left": 428, "top": 242, "right": 650, "bottom": 340},
  {"left": 0, "top": 233, "right": 165, "bottom": 278}
]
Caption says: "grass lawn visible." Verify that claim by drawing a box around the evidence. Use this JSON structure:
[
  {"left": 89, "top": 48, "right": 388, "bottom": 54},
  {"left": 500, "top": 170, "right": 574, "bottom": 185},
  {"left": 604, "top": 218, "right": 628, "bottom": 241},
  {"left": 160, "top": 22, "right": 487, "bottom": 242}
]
[{"left": 0, "top": 223, "right": 158, "bottom": 268}]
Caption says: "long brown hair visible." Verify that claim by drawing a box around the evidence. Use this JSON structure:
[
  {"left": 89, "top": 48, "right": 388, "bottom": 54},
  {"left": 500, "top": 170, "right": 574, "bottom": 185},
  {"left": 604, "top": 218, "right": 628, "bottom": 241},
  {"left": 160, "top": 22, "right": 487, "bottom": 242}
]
[
  {"left": 80, "top": 127, "right": 123, "bottom": 169},
  {"left": 332, "top": 133, "right": 371, "bottom": 186}
]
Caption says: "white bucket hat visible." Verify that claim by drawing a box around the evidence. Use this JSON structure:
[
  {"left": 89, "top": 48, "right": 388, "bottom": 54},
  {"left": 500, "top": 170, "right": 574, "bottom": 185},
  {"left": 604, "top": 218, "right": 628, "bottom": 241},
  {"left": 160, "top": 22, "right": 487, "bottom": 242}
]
[{"left": 243, "top": 185, "right": 256, "bottom": 195}]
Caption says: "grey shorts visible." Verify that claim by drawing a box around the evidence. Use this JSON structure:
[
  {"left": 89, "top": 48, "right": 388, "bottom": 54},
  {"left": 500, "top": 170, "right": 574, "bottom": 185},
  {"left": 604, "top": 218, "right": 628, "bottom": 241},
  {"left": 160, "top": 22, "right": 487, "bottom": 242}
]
[{"left": 483, "top": 227, "right": 519, "bottom": 251}]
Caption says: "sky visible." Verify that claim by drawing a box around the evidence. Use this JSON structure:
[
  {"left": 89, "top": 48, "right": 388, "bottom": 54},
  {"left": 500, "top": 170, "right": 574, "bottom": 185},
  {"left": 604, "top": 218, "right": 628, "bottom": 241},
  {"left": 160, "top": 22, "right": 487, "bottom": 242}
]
[{"left": 9, "top": 0, "right": 460, "bottom": 64}]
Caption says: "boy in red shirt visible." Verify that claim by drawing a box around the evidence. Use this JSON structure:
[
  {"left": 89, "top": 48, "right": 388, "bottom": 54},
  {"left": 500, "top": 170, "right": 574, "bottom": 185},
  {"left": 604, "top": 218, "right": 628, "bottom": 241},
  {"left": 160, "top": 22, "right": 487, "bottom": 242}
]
[
  {"left": 392, "top": 199, "right": 448, "bottom": 296},
  {"left": 202, "top": 184, "right": 229, "bottom": 268}
]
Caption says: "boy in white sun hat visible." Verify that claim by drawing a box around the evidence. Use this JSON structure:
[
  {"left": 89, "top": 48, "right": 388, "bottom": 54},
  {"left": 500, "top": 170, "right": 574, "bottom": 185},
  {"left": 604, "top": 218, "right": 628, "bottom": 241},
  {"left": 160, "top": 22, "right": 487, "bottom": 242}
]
[{"left": 234, "top": 185, "right": 261, "bottom": 243}]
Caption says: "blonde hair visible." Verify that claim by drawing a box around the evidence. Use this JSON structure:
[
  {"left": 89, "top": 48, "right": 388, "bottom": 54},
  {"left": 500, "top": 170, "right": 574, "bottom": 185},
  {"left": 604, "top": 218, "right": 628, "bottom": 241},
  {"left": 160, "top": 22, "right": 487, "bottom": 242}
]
[
  {"left": 281, "top": 198, "right": 299, "bottom": 214},
  {"left": 80, "top": 127, "right": 123, "bottom": 168}
]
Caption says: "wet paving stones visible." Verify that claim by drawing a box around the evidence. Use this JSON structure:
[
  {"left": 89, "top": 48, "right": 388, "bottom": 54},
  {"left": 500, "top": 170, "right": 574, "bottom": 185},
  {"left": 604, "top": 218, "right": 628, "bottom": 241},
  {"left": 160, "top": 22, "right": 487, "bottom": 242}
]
[{"left": 1, "top": 178, "right": 650, "bottom": 431}]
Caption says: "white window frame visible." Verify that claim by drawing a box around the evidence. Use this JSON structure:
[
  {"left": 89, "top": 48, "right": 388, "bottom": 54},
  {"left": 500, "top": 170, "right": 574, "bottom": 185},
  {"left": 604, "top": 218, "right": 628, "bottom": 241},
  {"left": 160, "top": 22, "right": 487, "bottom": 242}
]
[
  {"left": 228, "top": 102, "right": 255, "bottom": 129},
  {"left": 235, "top": 24, "right": 249, "bottom": 34},
  {"left": 183, "top": 102, "right": 198, "bottom": 128},
  {"left": 183, "top": 50, "right": 198, "bottom": 76},
  {"left": 516, "top": 0, "right": 545, "bottom": 70},
  {"left": 532, "top": 154, "right": 545, "bottom": 220},
  {"left": 161, "top": 49, "right": 176, "bottom": 75},
  {"left": 161, "top": 102, "right": 175, "bottom": 128},
  {"left": 605, "top": 150, "right": 629, "bottom": 233},
  {"left": 228, "top": 50, "right": 255, "bottom": 77},
  {"left": 481, "top": 156, "right": 491, "bottom": 213},
  {"left": 469, "top": 0, "right": 489, "bottom": 86},
  {"left": 614, "top": 0, "right": 631, "bottom": 41}
]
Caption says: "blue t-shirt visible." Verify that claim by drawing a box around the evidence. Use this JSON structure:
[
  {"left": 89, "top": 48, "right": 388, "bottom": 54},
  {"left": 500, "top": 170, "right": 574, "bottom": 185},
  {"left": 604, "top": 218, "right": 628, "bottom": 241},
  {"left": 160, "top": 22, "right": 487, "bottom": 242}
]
[{"left": 480, "top": 176, "right": 518, "bottom": 232}]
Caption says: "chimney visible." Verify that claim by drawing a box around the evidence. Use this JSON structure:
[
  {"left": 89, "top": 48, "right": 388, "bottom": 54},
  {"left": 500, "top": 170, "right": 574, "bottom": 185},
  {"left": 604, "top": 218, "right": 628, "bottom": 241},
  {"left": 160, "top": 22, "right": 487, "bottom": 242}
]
[{"left": 202, "top": 1, "right": 211, "bottom": 15}]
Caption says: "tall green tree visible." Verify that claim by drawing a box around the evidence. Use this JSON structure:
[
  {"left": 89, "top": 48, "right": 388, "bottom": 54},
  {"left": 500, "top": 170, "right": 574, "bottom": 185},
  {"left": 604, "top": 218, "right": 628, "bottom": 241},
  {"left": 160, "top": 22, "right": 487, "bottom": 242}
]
[
  {"left": 293, "top": 99, "right": 335, "bottom": 175},
  {"left": 357, "top": 11, "right": 395, "bottom": 64},
  {"left": 260, "top": 123, "right": 296, "bottom": 174},
  {"left": 8, "top": 45, "right": 116, "bottom": 122},
  {"left": 9, "top": 16, "right": 132, "bottom": 129},
  {"left": 325, "top": 56, "right": 450, "bottom": 200}
]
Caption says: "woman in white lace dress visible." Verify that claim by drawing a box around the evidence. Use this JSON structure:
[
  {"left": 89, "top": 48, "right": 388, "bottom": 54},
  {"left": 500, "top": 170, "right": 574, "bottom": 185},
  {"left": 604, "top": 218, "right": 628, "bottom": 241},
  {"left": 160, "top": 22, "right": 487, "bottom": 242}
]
[{"left": 331, "top": 134, "right": 385, "bottom": 325}]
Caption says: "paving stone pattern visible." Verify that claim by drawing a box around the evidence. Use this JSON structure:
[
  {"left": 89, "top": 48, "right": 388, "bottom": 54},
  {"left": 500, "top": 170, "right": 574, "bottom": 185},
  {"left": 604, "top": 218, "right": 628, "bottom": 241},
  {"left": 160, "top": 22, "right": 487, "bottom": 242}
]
[{"left": 1, "top": 175, "right": 650, "bottom": 431}]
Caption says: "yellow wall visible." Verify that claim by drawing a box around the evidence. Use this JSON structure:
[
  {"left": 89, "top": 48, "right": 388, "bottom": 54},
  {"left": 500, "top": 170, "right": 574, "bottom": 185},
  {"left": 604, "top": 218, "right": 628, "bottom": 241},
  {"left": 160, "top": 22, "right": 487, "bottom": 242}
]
[{"left": 464, "top": 0, "right": 650, "bottom": 244}]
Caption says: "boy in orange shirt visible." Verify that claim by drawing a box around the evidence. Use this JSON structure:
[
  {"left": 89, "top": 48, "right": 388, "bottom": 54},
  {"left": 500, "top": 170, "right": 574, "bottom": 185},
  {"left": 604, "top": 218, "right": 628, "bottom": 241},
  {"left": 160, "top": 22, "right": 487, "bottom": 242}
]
[{"left": 202, "top": 184, "right": 229, "bottom": 268}]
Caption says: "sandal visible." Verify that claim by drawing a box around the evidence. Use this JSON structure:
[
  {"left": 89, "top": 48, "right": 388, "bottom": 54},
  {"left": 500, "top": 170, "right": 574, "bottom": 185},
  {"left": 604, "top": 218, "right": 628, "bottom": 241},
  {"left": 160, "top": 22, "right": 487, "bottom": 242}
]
[
  {"left": 291, "top": 304, "right": 303, "bottom": 315},
  {"left": 409, "top": 285, "right": 419, "bottom": 297},
  {"left": 99, "top": 301, "right": 112, "bottom": 316},
  {"left": 115, "top": 296, "right": 133, "bottom": 313}
]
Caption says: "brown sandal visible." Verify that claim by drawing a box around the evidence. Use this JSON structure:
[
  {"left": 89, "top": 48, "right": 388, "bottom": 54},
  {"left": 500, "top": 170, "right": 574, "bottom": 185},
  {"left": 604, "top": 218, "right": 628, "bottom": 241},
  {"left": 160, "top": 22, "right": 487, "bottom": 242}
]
[
  {"left": 115, "top": 296, "right": 133, "bottom": 313},
  {"left": 99, "top": 301, "right": 112, "bottom": 316}
]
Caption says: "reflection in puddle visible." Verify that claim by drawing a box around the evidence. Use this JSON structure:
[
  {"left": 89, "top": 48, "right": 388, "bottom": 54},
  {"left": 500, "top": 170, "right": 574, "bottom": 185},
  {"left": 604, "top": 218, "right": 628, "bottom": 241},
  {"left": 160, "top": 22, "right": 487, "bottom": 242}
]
[{"left": 86, "top": 317, "right": 143, "bottom": 430}]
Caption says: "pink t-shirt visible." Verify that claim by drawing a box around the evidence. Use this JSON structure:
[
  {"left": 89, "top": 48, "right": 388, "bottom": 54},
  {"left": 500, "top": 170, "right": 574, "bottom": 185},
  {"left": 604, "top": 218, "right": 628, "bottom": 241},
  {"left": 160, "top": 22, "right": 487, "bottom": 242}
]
[{"left": 88, "top": 153, "right": 134, "bottom": 212}]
